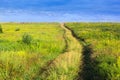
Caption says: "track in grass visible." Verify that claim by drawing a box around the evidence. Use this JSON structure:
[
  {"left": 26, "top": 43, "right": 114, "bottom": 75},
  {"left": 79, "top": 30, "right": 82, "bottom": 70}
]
[
  {"left": 64, "top": 25, "right": 96, "bottom": 80},
  {"left": 39, "top": 23, "right": 82, "bottom": 80},
  {"left": 66, "top": 23, "right": 120, "bottom": 80}
]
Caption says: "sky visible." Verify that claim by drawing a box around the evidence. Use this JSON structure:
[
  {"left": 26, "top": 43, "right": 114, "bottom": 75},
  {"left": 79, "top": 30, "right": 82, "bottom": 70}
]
[{"left": 0, "top": 0, "right": 120, "bottom": 22}]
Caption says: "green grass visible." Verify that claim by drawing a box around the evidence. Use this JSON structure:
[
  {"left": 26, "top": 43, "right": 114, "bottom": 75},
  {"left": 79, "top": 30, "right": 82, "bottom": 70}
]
[
  {"left": 0, "top": 23, "right": 65, "bottom": 80},
  {"left": 0, "top": 22, "right": 120, "bottom": 80},
  {"left": 66, "top": 22, "right": 120, "bottom": 80}
]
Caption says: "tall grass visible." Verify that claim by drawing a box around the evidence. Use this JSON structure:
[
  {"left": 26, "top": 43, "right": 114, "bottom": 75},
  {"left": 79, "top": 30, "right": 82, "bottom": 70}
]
[
  {"left": 0, "top": 23, "right": 65, "bottom": 79},
  {"left": 66, "top": 22, "right": 120, "bottom": 80}
]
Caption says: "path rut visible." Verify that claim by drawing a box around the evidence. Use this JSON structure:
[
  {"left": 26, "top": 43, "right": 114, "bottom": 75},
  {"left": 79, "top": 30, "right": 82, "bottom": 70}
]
[{"left": 40, "top": 23, "right": 82, "bottom": 80}]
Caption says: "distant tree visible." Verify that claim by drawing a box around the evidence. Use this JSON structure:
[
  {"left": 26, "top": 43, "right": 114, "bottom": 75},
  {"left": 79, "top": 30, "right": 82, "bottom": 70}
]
[{"left": 0, "top": 25, "right": 3, "bottom": 33}]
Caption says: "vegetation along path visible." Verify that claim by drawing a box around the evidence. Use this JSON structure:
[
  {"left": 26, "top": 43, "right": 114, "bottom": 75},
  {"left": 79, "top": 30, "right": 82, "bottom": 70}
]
[{"left": 40, "top": 23, "right": 82, "bottom": 80}]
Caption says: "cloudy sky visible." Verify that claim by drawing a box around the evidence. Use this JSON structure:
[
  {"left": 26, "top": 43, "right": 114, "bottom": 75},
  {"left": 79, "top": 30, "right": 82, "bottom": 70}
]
[{"left": 0, "top": 0, "right": 120, "bottom": 22}]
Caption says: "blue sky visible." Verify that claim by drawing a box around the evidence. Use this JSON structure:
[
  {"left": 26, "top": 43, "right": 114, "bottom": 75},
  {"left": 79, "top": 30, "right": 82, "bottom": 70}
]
[{"left": 0, "top": 0, "right": 120, "bottom": 22}]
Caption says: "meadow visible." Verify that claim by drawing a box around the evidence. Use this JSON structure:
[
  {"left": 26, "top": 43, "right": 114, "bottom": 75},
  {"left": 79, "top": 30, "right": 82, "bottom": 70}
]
[
  {"left": 66, "top": 22, "right": 120, "bottom": 80},
  {"left": 0, "top": 22, "right": 120, "bottom": 80},
  {"left": 0, "top": 23, "right": 66, "bottom": 80}
]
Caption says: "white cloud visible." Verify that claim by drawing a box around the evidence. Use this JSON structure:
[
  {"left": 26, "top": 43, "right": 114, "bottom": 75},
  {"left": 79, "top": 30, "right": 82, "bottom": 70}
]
[{"left": 0, "top": 9, "right": 120, "bottom": 22}]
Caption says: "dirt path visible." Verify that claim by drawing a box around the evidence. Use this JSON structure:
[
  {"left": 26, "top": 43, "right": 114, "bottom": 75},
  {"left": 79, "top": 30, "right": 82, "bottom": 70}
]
[
  {"left": 65, "top": 25, "right": 97, "bottom": 80},
  {"left": 61, "top": 23, "right": 82, "bottom": 52},
  {"left": 39, "top": 23, "right": 82, "bottom": 80}
]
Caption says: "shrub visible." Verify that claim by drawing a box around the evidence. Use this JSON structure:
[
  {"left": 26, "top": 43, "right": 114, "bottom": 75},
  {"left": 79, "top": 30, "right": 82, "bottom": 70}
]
[
  {"left": 95, "top": 54, "right": 117, "bottom": 79},
  {"left": 22, "top": 33, "right": 33, "bottom": 44},
  {"left": 15, "top": 28, "right": 20, "bottom": 31},
  {"left": 0, "top": 25, "right": 3, "bottom": 33}
]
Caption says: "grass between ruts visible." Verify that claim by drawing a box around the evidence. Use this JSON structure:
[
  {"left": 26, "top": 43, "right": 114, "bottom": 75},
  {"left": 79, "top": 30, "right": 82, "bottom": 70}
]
[{"left": 40, "top": 23, "right": 82, "bottom": 80}]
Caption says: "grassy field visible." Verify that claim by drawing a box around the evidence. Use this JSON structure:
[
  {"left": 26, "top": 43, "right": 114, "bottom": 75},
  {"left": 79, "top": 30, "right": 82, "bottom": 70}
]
[
  {"left": 0, "top": 23, "right": 66, "bottom": 80},
  {"left": 0, "top": 22, "right": 120, "bottom": 80},
  {"left": 66, "top": 22, "right": 120, "bottom": 80}
]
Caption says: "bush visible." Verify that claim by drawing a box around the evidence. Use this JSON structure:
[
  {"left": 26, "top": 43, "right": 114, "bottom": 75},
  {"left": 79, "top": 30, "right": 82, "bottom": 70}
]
[
  {"left": 15, "top": 28, "right": 20, "bottom": 31},
  {"left": 0, "top": 25, "right": 3, "bottom": 33},
  {"left": 22, "top": 33, "right": 33, "bottom": 44},
  {"left": 95, "top": 54, "right": 117, "bottom": 79}
]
